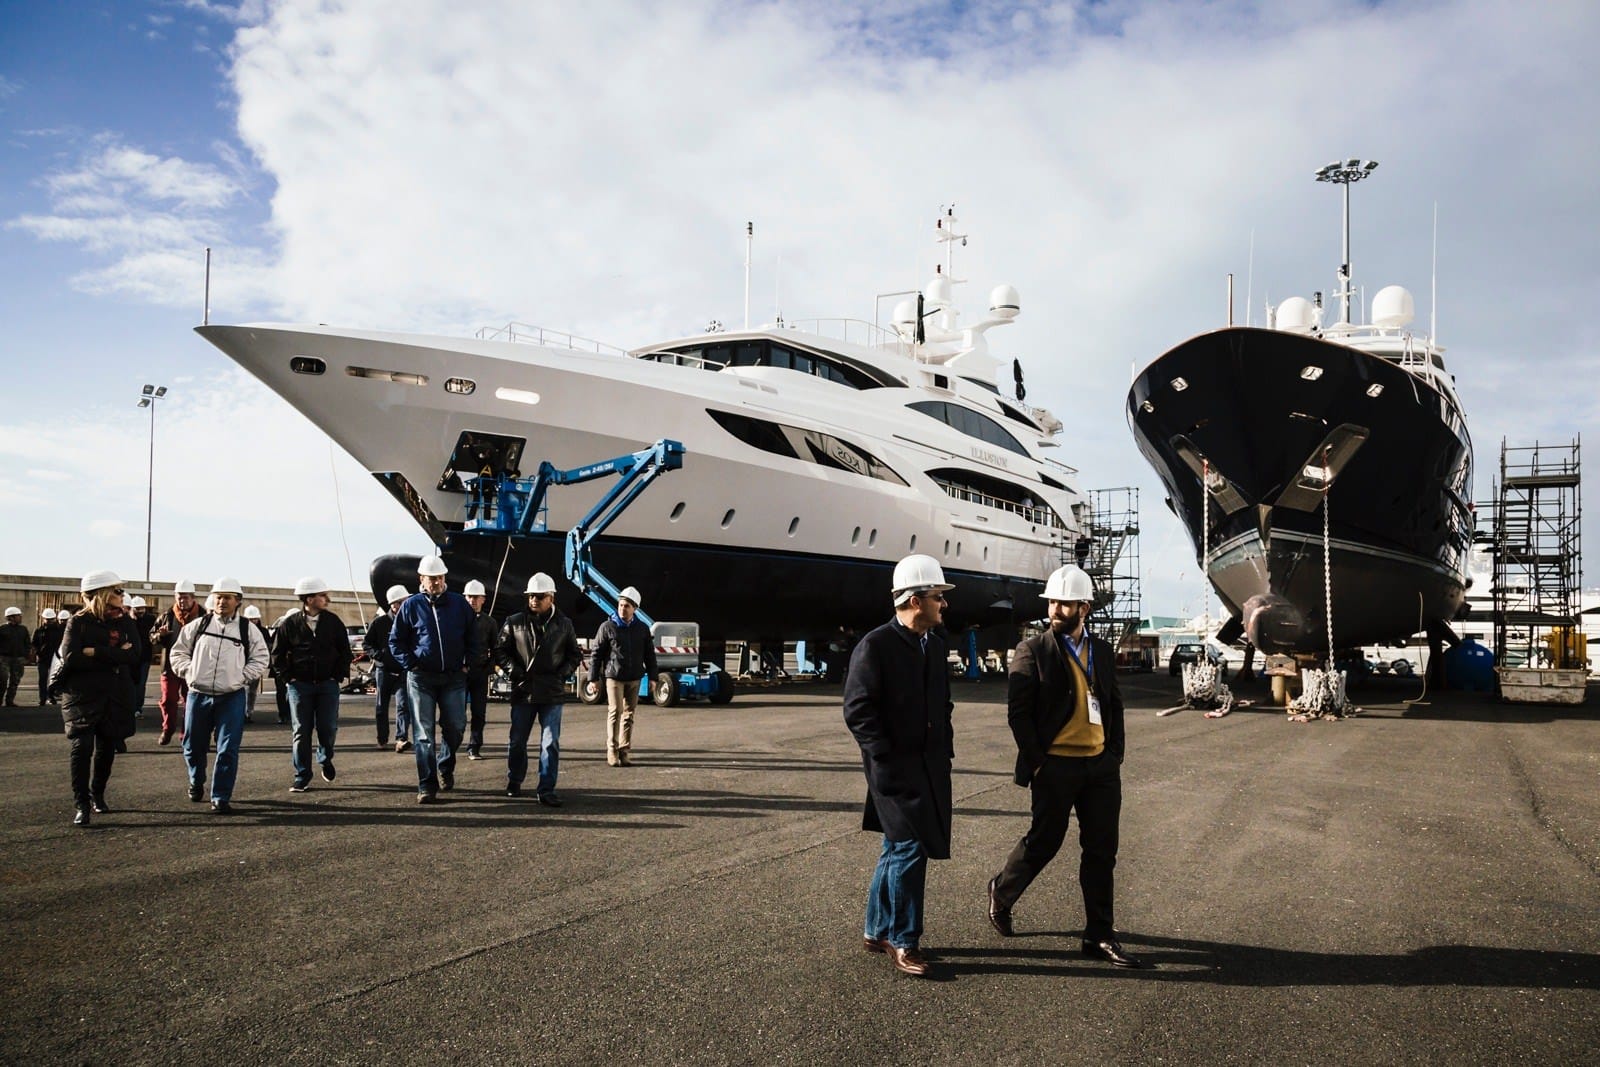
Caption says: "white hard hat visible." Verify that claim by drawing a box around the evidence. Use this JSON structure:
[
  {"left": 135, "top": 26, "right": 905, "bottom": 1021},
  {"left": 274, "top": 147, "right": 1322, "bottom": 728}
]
[
  {"left": 525, "top": 573, "right": 557, "bottom": 595},
  {"left": 294, "top": 576, "right": 331, "bottom": 596},
  {"left": 463, "top": 579, "right": 487, "bottom": 597},
  {"left": 1042, "top": 564, "right": 1095, "bottom": 602},
  {"left": 243, "top": 605, "right": 261, "bottom": 619},
  {"left": 81, "top": 569, "right": 123, "bottom": 595},
  {"left": 41, "top": 608, "right": 56, "bottom": 620},
  {"left": 174, "top": 578, "right": 196, "bottom": 594},
  {"left": 128, "top": 597, "right": 146, "bottom": 609},
  {"left": 417, "top": 555, "right": 448, "bottom": 576},
  {"left": 3, "top": 606, "right": 19, "bottom": 617},
  {"left": 385, "top": 584, "right": 410, "bottom": 605},
  {"left": 211, "top": 577, "right": 243, "bottom": 596},
  {"left": 891, "top": 554, "right": 953, "bottom": 607},
  {"left": 618, "top": 586, "right": 643, "bottom": 608}
]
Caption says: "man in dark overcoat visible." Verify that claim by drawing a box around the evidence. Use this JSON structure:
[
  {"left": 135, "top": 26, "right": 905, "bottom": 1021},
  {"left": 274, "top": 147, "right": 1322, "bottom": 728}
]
[
  {"left": 985, "top": 564, "right": 1147, "bottom": 968},
  {"left": 843, "top": 554, "right": 955, "bottom": 978}
]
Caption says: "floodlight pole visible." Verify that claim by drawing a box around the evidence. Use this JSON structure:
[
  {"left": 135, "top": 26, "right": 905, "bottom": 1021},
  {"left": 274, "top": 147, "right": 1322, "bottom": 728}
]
[
  {"left": 138, "top": 384, "right": 169, "bottom": 581},
  {"left": 1315, "top": 158, "right": 1378, "bottom": 325}
]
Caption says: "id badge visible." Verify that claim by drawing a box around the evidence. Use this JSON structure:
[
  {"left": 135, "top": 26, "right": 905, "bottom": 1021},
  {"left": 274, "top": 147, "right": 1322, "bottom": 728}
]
[{"left": 1087, "top": 694, "right": 1103, "bottom": 726}]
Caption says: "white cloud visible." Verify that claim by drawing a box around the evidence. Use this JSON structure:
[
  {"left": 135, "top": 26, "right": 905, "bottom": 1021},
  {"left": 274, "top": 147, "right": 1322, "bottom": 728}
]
[
  {"left": 8, "top": 0, "right": 1600, "bottom": 609},
  {"left": 89, "top": 519, "right": 128, "bottom": 538}
]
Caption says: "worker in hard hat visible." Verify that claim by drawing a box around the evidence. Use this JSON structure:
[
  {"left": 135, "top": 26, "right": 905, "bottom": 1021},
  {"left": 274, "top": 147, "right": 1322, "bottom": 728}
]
[
  {"left": 390, "top": 555, "right": 483, "bottom": 803},
  {"left": 153, "top": 579, "right": 204, "bottom": 745},
  {"left": 0, "top": 606, "right": 29, "bottom": 707},
  {"left": 842, "top": 554, "right": 956, "bottom": 978},
  {"left": 240, "top": 606, "right": 266, "bottom": 722},
  {"left": 365, "top": 585, "right": 413, "bottom": 750},
  {"left": 32, "top": 607, "right": 67, "bottom": 706},
  {"left": 985, "top": 564, "right": 1144, "bottom": 968},
  {"left": 496, "top": 573, "right": 583, "bottom": 805},
  {"left": 273, "top": 577, "right": 354, "bottom": 794},
  {"left": 461, "top": 579, "right": 500, "bottom": 760},
  {"left": 127, "top": 597, "right": 156, "bottom": 716},
  {"left": 168, "top": 578, "right": 270, "bottom": 815},
  {"left": 56, "top": 571, "right": 142, "bottom": 826},
  {"left": 585, "top": 585, "right": 656, "bottom": 767}
]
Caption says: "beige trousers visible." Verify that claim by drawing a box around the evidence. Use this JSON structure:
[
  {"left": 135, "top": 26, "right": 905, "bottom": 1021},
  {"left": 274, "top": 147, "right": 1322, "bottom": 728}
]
[{"left": 604, "top": 678, "right": 638, "bottom": 758}]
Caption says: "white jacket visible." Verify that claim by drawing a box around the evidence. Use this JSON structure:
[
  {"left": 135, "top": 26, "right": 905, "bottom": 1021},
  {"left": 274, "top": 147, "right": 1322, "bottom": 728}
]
[{"left": 169, "top": 612, "right": 270, "bottom": 695}]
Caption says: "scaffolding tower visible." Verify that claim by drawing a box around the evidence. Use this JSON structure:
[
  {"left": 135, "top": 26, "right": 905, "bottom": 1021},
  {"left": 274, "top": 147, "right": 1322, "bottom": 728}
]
[
  {"left": 1076, "top": 487, "right": 1141, "bottom": 650},
  {"left": 1492, "top": 437, "right": 1583, "bottom": 675}
]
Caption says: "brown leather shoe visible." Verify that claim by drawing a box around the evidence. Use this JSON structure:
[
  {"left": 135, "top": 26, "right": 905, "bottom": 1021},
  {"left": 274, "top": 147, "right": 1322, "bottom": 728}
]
[
  {"left": 987, "top": 876, "right": 1014, "bottom": 937},
  {"left": 863, "top": 936, "right": 888, "bottom": 954},
  {"left": 888, "top": 945, "right": 931, "bottom": 977}
]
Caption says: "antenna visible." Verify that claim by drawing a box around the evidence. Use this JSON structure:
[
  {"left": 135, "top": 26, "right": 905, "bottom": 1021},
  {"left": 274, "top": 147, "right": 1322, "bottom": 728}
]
[
  {"left": 774, "top": 253, "right": 782, "bottom": 326},
  {"left": 203, "top": 246, "right": 211, "bottom": 326},
  {"left": 743, "top": 222, "right": 752, "bottom": 330},
  {"left": 1245, "top": 229, "right": 1254, "bottom": 327},
  {"left": 1430, "top": 202, "right": 1438, "bottom": 343}
]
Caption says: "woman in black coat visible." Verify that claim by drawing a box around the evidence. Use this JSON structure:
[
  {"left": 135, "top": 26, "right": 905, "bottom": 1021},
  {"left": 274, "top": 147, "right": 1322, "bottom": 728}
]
[{"left": 57, "top": 571, "right": 141, "bottom": 827}]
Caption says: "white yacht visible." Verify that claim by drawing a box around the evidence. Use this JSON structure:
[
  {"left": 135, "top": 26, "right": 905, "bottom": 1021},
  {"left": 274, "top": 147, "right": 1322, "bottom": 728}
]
[{"left": 197, "top": 218, "right": 1090, "bottom": 643}]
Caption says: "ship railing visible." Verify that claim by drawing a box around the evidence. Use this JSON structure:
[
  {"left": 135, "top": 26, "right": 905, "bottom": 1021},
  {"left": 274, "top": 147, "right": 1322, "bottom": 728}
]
[
  {"left": 475, "top": 321, "right": 628, "bottom": 356},
  {"left": 1040, "top": 456, "right": 1079, "bottom": 478},
  {"left": 932, "top": 477, "right": 1067, "bottom": 529},
  {"left": 778, "top": 318, "right": 909, "bottom": 355}
]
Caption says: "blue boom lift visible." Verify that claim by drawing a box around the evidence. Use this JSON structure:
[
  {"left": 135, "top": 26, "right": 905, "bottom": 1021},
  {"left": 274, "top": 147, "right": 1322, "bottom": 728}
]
[{"left": 460, "top": 439, "right": 733, "bottom": 705}]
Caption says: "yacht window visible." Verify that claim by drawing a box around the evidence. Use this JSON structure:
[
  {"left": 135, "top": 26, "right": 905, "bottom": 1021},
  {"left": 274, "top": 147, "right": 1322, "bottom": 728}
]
[
  {"left": 791, "top": 351, "right": 814, "bottom": 376},
  {"left": 654, "top": 340, "right": 889, "bottom": 389},
  {"left": 909, "top": 401, "right": 1029, "bottom": 456},
  {"left": 927, "top": 466, "right": 1065, "bottom": 529},
  {"left": 703, "top": 345, "right": 731, "bottom": 369},
  {"left": 732, "top": 343, "right": 762, "bottom": 367},
  {"left": 996, "top": 399, "right": 1041, "bottom": 431},
  {"left": 768, "top": 345, "right": 793, "bottom": 370},
  {"left": 706, "top": 410, "right": 907, "bottom": 485}
]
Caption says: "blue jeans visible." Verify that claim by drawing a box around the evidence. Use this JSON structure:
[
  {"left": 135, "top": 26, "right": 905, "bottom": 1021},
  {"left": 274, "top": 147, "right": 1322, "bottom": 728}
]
[
  {"left": 183, "top": 689, "right": 247, "bottom": 803},
  {"left": 507, "top": 701, "right": 563, "bottom": 794},
  {"left": 374, "top": 665, "right": 410, "bottom": 744},
  {"left": 864, "top": 836, "right": 927, "bottom": 950},
  {"left": 408, "top": 670, "right": 467, "bottom": 793},
  {"left": 287, "top": 679, "right": 341, "bottom": 786}
]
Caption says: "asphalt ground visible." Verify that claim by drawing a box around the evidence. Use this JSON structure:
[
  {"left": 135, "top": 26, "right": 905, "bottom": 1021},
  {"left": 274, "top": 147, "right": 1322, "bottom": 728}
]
[{"left": 2, "top": 671, "right": 1597, "bottom": 1065}]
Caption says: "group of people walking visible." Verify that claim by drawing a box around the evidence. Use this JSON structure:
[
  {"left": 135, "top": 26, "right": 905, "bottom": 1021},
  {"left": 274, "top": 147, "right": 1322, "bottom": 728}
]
[{"left": 46, "top": 554, "right": 660, "bottom": 824}]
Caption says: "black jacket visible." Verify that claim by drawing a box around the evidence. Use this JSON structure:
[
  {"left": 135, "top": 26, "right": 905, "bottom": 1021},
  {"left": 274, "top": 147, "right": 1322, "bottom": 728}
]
[
  {"left": 842, "top": 620, "right": 955, "bottom": 859},
  {"left": 1006, "top": 629, "right": 1125, "bottom": 786},
  {"left": 495, "top": 609, "right": 582, "bottom": 703},
  {"left": 468, "top": 613, "right": 499, "bottom": 676},
  {"left": 0, "top": 621, "right": 28, "bottom": 658},
  {"left": 588, "top": 616, "right": 657, "bottom": 683},
  {"left": 56, "top": 611, "right": 141, "bottom": 732},
  {"left": 364, "top": 613, "right": 404, "bottom": 673},
  {"left": 271, "top": 610, "right": 353, "bottom": 683},
  {"left": 32, "top": 621, "right": 65, "bottom": 662}
]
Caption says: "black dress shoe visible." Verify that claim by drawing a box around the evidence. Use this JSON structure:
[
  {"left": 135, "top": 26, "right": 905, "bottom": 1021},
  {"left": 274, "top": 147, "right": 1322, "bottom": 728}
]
[
  {"left": 188, "top": 783, "right": 204, "bottom": 803},
  {"left": 537, "top": 793, "right": 563, "bottom": 808},
  {"left": 987, "top": 876, "right": 1014, "bottom": 937},
  {"left": 91, "top": 794, "right": 111, "bottom": 814},
  {"left": 505, "top": 784, "right": 522, "bottom": 798},
  {"left": 211, "top": 799, "right": 232, "bottom": 815},
  {"left": 73, "top": 808, "right": 91, "bottom": 828},
  {"left": 1081, "top": 939, "right": 1149, "bottom": 969},
  {"left": 440, "top": 773, "right": 454, "bottom": 792}
]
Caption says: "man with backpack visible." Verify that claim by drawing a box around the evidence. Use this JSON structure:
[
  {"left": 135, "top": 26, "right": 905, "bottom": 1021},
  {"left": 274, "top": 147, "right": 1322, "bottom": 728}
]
[
  {"left": 272, "top": 577, "right": 353, "bottom": 793},
  {"left": 168, "top": 578, "right": 269, "bottom": 814}
]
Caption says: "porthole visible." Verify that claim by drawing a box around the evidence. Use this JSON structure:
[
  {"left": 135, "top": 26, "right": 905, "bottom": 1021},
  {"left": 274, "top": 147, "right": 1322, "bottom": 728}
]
[
  {"left": 909, "top": 534, "right": 917, "bottom": 551},
  {"left": 944, "top": 539, "right": 950, "bottom": 555},
  {"left": 721, "top": 508, "right": 736, "bottom": 529},
  {"left": 956, "top": 542, "right": 962, "bottom": 558},
  {"left": 348, "top": 365, "right": 428, "bottom": 387},
  {"left": 670, "top": 502, "right": 686, "bottom": 521},
  {"left": 787, "top": 517, "right": 799, "bottom": 537},
  {"left": 290, "top": 356, "right": 325, "bottom": 375},
  {"left": 851, "top": 526, "right": 861, "bottom": 546},
  {"left": 444, "top": 377, "right": 476, "bottom": 395},
  {"left": 868, "top": 528, "right": 877, "bottom": 548}
]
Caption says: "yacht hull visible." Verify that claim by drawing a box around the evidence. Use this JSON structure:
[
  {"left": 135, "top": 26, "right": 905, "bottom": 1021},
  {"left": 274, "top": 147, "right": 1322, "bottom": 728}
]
[{"left": 1127, "top": 327, "right": 1472, "bottom": 652}]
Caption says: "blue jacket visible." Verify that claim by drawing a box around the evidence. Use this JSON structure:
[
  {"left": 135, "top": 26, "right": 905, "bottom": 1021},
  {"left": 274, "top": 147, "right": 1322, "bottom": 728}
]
[{"left": 389, "top": 591, "right": 482, "bottom": 674}]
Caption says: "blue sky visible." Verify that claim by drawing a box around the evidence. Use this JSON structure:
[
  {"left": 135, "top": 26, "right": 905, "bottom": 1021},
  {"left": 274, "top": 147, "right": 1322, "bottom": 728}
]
[{"left": 2, "top": 0, "right": 1597, "bottom": 623}]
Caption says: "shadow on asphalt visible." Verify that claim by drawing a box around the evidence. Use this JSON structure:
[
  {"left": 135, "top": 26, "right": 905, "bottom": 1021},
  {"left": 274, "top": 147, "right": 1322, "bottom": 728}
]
[{"left": 934, "top": 932, "right": 1600, "bottom": 988}]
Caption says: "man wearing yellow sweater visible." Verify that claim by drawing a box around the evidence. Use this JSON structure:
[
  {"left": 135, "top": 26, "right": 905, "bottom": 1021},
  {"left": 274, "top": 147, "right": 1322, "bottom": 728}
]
[{"left": 986, "top": 564, "right": 1147, "bottom": 968}]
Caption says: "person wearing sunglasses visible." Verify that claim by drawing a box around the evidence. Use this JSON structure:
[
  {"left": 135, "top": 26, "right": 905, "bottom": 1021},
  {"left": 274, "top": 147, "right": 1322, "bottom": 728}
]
[
  {"left": 55, "top": 571, "right": 142, "bottom": 827},
  {"left": 842, "top": 553, "right": 956, "bottom": 978}
]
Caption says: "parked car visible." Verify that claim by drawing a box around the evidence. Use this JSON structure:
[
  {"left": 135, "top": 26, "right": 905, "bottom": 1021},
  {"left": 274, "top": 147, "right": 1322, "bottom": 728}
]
[{"left": 1169, "top": 642, "right": 1228, "bottom": 677}]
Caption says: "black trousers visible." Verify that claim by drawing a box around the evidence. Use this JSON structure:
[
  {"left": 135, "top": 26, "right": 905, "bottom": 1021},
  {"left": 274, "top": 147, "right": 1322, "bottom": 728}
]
[
  {"left": 993, "top": 751, "right": 1121, "bottom": 940},
  {"left": 68, "top": 718, "right": 119, "bottom": 808},
  {"left": 37, "top": 654, "right": 54, "bottom": 704},
  {"left": 466, "top": 670, "right": 490, "bottom": 749}
]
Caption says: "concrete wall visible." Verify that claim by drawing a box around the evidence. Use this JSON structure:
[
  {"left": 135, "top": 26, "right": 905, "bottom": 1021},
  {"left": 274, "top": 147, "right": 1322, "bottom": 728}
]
[{"left": 0, "top": 574, "right": 382, "bottom": 630}]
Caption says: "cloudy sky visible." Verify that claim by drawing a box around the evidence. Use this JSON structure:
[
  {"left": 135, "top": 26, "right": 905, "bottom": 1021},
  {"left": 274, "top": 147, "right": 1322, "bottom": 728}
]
[{"left": 2, "top": 0, "right": 1596, "bottom": 621}]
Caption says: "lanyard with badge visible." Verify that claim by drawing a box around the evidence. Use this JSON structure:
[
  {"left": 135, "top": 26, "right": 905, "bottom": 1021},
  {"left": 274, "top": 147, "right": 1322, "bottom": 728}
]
[{"left": 1062, "top": 632, "right": 1103, "bottom": 726}]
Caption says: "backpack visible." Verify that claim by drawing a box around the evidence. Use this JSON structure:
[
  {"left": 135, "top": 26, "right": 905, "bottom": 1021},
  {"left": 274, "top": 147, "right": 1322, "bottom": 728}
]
[{"left": 194, "top": 612, "right": 252, "bottom": 659}]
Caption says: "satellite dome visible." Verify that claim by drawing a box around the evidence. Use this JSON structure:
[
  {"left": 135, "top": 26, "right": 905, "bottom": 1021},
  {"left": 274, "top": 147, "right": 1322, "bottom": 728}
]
[
  {"left": 923, "top": 275, "right": 953, "bottom": 309},
  {"left": 1275, "top": 296, "right": 1318, "bottom": 334},
  {"left": 892, "top": 299, "right": 918, "bottom": 335},
  {"left": 988, "top": 284, "right": 1020, "bottom": 321},
  {"left": 1371, "top": 285, "right": 1415, "bottom": 329}
]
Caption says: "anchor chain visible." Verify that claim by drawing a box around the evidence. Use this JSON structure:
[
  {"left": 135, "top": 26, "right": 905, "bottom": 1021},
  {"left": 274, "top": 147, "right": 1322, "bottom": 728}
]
[
  {"left": 1172, "top": 458, "right": 1234, "bottom": 716},
  {"left": 1289, "top": 455, "right": 1356, "bottom": 720}
]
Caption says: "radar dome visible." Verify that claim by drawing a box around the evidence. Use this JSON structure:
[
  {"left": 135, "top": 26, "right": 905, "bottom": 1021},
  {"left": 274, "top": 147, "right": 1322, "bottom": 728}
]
[
  {"left": 1275, "top": 296, "right": 1318, "bottom": 334},
  {"left": 923, "top": 275, "right": 953, "bottom": 309},
  {"left": 1371, "top": 285, "right": 1415, "bottom": 329},
  {"left": 988, "top": 284, "right": 1020, "bottom": 321},
  {"left": 892, "top": 299, "right": 918, "bottom": 335}
]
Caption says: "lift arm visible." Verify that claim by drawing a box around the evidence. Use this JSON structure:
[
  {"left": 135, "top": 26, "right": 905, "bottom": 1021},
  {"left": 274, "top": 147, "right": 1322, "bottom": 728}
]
[{"left": 462, "top": 439, "right": 685, "bottom": 627}]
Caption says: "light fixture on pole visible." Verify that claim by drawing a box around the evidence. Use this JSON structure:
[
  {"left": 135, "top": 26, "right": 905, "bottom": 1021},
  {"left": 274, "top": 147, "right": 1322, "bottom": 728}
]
[
  {"left": 1315, "top": 158, "right": 1379, "bottom": 325},
  {"left": 137, "top": 384, "right": 168, "bottom": 581}
]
